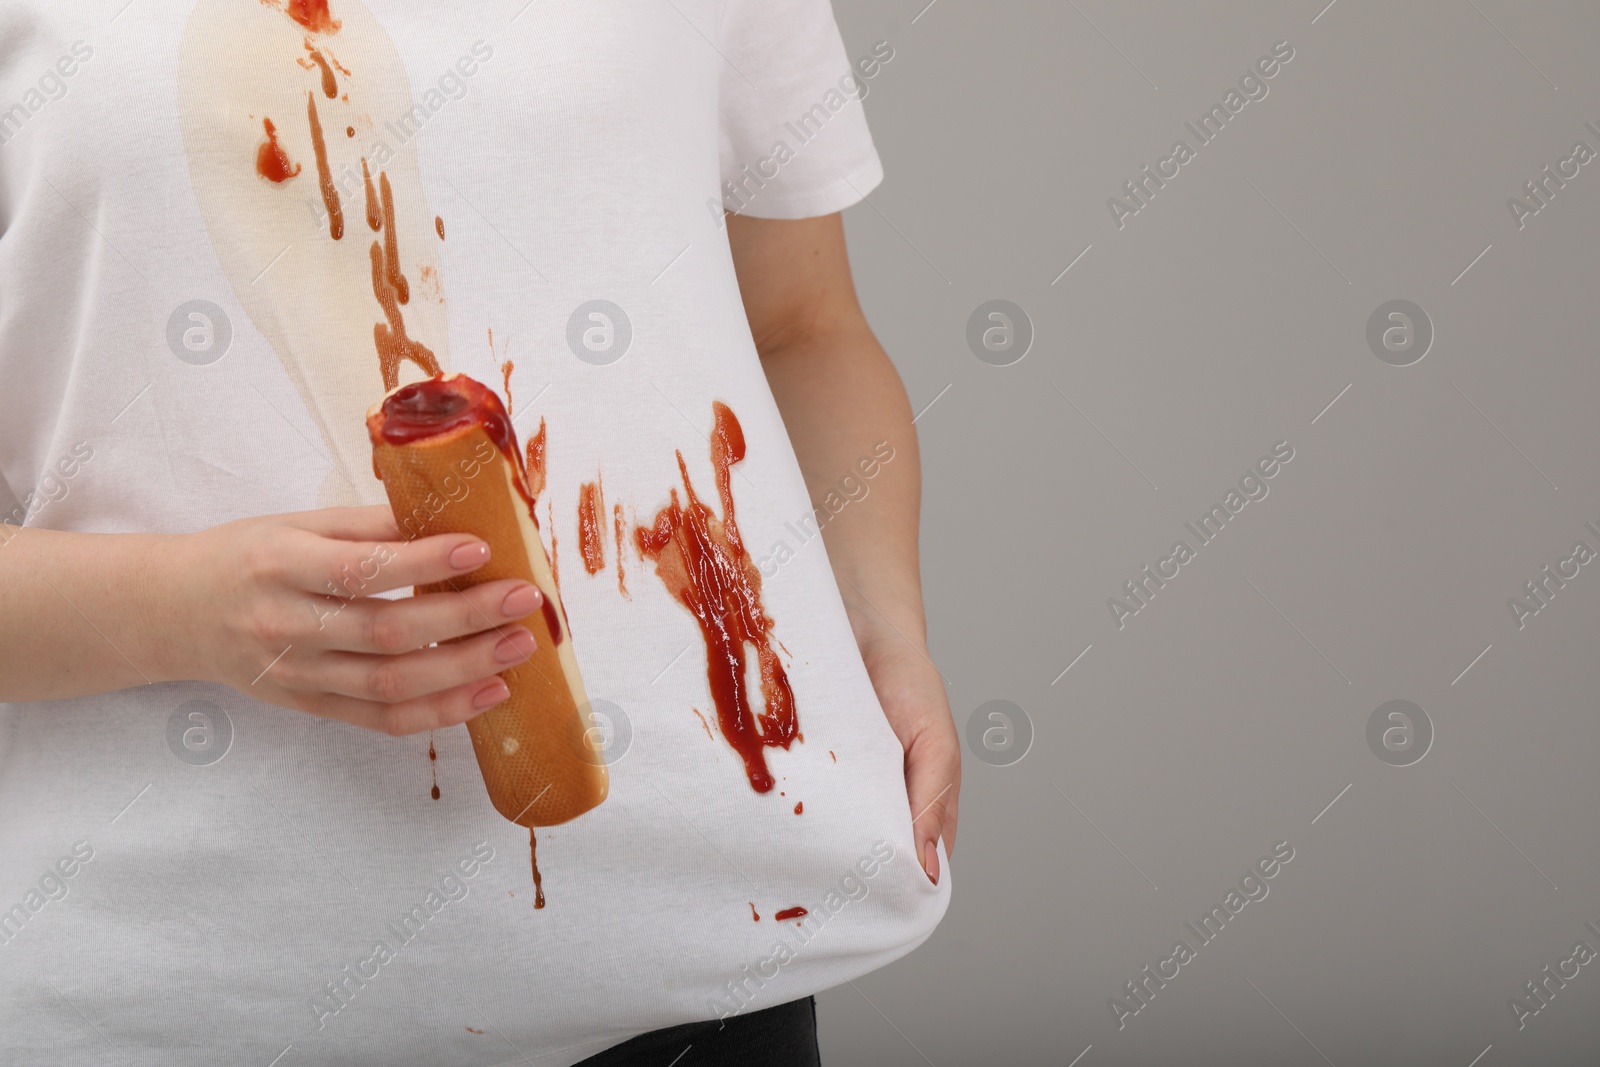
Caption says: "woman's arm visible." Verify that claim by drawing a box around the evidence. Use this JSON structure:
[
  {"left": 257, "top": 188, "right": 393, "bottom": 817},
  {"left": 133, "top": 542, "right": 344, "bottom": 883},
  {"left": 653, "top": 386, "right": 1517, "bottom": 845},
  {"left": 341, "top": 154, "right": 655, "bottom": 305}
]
[{"left": 728, "top": 211, "right": 960, "bottom": 885}]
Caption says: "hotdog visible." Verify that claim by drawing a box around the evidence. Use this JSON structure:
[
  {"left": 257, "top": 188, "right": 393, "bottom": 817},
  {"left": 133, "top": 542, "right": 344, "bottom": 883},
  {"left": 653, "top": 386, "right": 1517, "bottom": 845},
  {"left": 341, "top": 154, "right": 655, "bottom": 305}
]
[{"left": 366, "top": 373, "right": 608, "bottom": 827}]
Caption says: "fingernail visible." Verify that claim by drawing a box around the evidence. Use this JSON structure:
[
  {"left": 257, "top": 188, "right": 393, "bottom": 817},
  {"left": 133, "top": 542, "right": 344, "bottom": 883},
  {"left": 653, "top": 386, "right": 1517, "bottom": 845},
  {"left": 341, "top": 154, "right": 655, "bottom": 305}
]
[
  {"left": 922, "top": 840, "right": 940, "bottom": 886},
  {"left": 494, "top": 629, "right": 536, "bottom": 663},
  {"left": 449, "top": 541, "right": 490, "bottom": 570},
  {"left": 472, "top": 679, "right": 510, "bottom": 710},
  {"left": 500, "top": 583, "right": 542, "bottom": 618}
]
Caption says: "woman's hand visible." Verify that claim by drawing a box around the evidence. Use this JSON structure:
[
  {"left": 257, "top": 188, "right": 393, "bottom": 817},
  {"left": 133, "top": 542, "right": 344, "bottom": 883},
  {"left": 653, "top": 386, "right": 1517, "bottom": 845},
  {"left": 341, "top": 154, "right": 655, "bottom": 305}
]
[
  {"left": 859, "top": 627, "right": 962, "bottom": 886},
  {"left": 157, "top": 505, "right": 542, "bottom": 735}
]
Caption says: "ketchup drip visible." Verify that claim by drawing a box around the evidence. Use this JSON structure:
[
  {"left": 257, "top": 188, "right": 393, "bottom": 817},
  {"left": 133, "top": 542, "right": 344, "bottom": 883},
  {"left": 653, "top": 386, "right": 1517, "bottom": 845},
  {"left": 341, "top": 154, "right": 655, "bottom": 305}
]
[
  {"left": 636, "top": 403, "right": 797, "bottom": 793},
  {"left": 361, "top": 159, "right": 381, "bottom": 232},
  {"left": 369, "top": 240, "right": 439, "bottom": 389},
  {"left": 547, "top": 500, "right": 560, "bottom": 593},
  {"left": 774, "top": 907, "right": 808, "bottom": 923},
  {"left": 306, "top": 46, "right": 338, "bottom": 98},
  {"left": 613, "top": 503, "right": 631, "bottom": 599},
  {"left": 378, "top": 172, "right": 410, "bottom": 304},
  {"left": 529, "top": 826, "right": 545, "bottom": 909},
  {"left": 525, "top": 419, "right": 547, "bottom": 501},
  {"left": 284, "top": 0, "right": 340, "bottom": 34},
  {"left": 255, "top": 118, "right": 301, "bottom": 183},
  {"left": 577, "top": 477, "right": 606, "bottom": 576},
  {"left": 793, "top": 801, "right": 803, "bottom": 815},
  {"left": 748, "top": 903, "right": 760, "bottom": 922},
  {"left": 306, "top": 93, "right": 343, "bottom": 240},
  {"left": 428, "top": 735, "right": 440, "bottom": 800}
]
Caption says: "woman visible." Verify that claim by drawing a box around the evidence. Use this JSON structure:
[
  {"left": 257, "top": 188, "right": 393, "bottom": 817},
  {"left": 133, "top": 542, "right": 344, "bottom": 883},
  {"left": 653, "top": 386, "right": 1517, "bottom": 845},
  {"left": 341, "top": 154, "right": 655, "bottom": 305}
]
[{"left": 0, "top": 1, "right": 958, "bottom": 1062}]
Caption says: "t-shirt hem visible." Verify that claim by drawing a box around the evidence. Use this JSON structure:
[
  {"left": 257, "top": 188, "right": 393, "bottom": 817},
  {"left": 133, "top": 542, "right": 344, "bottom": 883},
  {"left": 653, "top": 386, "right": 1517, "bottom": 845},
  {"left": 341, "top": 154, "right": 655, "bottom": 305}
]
[{"left": 732, "top": 153, "right": 885, "bottom": 220}]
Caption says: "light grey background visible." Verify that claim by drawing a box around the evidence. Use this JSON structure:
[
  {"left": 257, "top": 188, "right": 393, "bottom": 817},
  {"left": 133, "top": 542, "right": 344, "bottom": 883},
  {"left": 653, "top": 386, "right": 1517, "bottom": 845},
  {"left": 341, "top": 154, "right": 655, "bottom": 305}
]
[{"left": 824, "top": 1, "right": 1600, "bottom": 1064}]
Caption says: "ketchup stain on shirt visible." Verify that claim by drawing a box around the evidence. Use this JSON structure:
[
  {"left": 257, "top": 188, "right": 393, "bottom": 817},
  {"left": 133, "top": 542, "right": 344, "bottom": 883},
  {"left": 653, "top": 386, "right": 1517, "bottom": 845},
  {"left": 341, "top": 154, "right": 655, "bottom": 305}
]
[
  {"left": 436, "top": 215, "right": 446, "bottom": 240},
  {"left": 369, "top": 244, "right": 439, "bottom": 390},
  {"left": 499, "top": 354, "right": 514, "bottom": 415},
  {"left": 692, "top": 708, "right": 713, "bottom": 740},
  {"left": 304, "top": 93, "right": 343, "bottom": 240},
  {"left": 636, "top": 403, "right": 797, "bottom": 793},
  {"left": 284, "top": 0, "right": 340, "bottom": 34},
  {"left": 774, "top": 907, "right": 808, "bottom": 923},
  {"left": 346, "top": 125, "right": 355, "bottom": 138},
  {"left": 378, "top": 171, "right": 410, "bottom": 304},
  {"left": 748, "top": 903, "right": 760, "bottom": 922},
  {"left": 305, "top": 46, "right": 338, "bottom": 98},
  {"left": 529, "top": 826, "right": 545, "bottom": 909},
  {"left": 428, "top": 735, "right": 440, "bottom": 800},
  {"left": 254, "top": 118, "right": 301, "bottom": 183},
  {"left": 525, "top": 419, "right": 547, "bottom": 502},
  {"left": 613, "top": 503, "right": 631, "bottom": 599},
  {"left": 793, "top": 801, "right": 802, "bottom": 815},
  {"left": 361, "top": 159, "right": 381, "bottom": 231},
  {"left": 547, "top": 500, "right": 561, "bottom": 594},
  {"left": 577, "top": 477, "right": 606, "bottom": 576}
]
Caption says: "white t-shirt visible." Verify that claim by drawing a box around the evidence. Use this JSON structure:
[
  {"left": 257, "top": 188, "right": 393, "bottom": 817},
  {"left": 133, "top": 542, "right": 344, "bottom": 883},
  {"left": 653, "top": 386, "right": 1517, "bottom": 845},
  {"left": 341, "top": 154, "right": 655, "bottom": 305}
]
[{"left": 0, "top": 2, "right": 946, "bottom": 1064}]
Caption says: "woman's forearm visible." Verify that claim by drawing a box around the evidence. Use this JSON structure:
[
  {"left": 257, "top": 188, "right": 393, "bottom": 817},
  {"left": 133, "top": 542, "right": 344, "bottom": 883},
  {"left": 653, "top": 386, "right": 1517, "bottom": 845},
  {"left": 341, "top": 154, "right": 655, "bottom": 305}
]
[
  {"left": 0, "top": 527, "right": 174, "bottom": 700},
  {"left": 758, "top": 328, "right": 927, "bottom": 658}
]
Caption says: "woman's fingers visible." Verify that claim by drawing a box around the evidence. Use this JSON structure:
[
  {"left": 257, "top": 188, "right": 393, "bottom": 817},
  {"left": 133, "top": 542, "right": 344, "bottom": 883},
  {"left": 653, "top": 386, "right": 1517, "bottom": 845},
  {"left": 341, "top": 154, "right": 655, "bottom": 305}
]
[
  {"left": 284, "top": 626, "right": 536, "bottom": 705},
  {"left": 299, "top": 676, "right": 513, "bottom": 736},
  {"left": 283, "top": 504, "right": 402, "bottom": 541},
  {"left": 320, "top": 578, "right": 542, "bottom": 653},
  {"left": 904, "top": 724, "right": 962, "bottom": 886},
  {"left": 283, "top": 527, "right": 493, "bottom": 597}
]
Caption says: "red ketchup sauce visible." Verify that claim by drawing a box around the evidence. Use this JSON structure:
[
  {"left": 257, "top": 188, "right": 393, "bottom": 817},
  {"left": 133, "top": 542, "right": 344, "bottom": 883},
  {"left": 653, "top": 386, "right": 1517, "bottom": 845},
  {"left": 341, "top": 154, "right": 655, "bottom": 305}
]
[
  {"left": 635, "top": 402, "right": 797, "bottom": 793},
  {"left": 577, "top": 478, "right": 605, "bottom": 575},
  {"left": 255, "top": 118, "right": 301, "bottom": 183},
  {"left": 285, "top": 0, "right": 340, "bottom": 34}
]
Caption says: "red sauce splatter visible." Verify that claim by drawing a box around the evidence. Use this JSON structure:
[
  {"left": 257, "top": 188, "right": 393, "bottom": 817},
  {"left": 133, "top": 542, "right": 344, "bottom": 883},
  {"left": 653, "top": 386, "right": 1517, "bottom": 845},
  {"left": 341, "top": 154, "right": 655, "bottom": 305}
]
[
  {"left": 369, "top": 243, "right": 439, "bottom": 390},
  {"left": 466, "top": 1027, "right": 484, "bottom": 1035},
  {"left": 794, "top": 801, "right": 803, "bottom": 815},
  {"left": 305, "top": 45, "right": 337, "bottom": 98},
  {"left": 692, "top": 708, "right": 713, "bottom": 740},
  {"left": 436, "top": 215, "right": 446, "bottom": 240},
  {"left": 829, "top": 750, "right": 836, "bottom": 763},
  {"left": 529, "top": 826, "right": 545, "bottom": 909},
  {"left": 613, "top": 503, "right": 631, "bottom": 600},
  {"left": 525, "top": 419, "right": 547, "bottom": 502},
  {"left": 748, "top": 902, "right": 760, "bottom": 922},
  {"left": 378, "top": 171, "right": 410, "bottom": 304},
  {"left": 346, "top": 126, "right": 355, "bottom": 138},
  {"left": 774, "top": 907, "right": 808, "bottom": 923},
  {"left": 361, "top": 159, "right": 381, "bottom": 232},
  {"left": 305, "top": 93, "right": 343, "bottom": 240},
  {"left": 255, "top": 118, "right": 302, "bottom": 183},
  {"left": 499, "top": 353, "right": 514, "bottom": 413},
  {"left": 577, "top": 477, "right": 606, "bottom": 576},
  {"left": 636, "top": 403, "right": 797, "bottom": 793},
  {"left": 548, "top": 499, "right": 561, "bottom": 594},
  {"left": 284, "top": 0, "right": 340, "bottom": 34},
  {"left": 428, "top": 734, "right": 439, "bottom": 800}
]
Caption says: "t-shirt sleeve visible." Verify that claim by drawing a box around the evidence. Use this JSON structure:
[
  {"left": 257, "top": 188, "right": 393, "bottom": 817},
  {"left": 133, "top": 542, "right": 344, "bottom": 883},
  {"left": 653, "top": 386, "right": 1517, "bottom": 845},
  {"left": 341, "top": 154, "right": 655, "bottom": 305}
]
[{"left": 716, "top": 0, "right": 885, "bottom": 219}]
